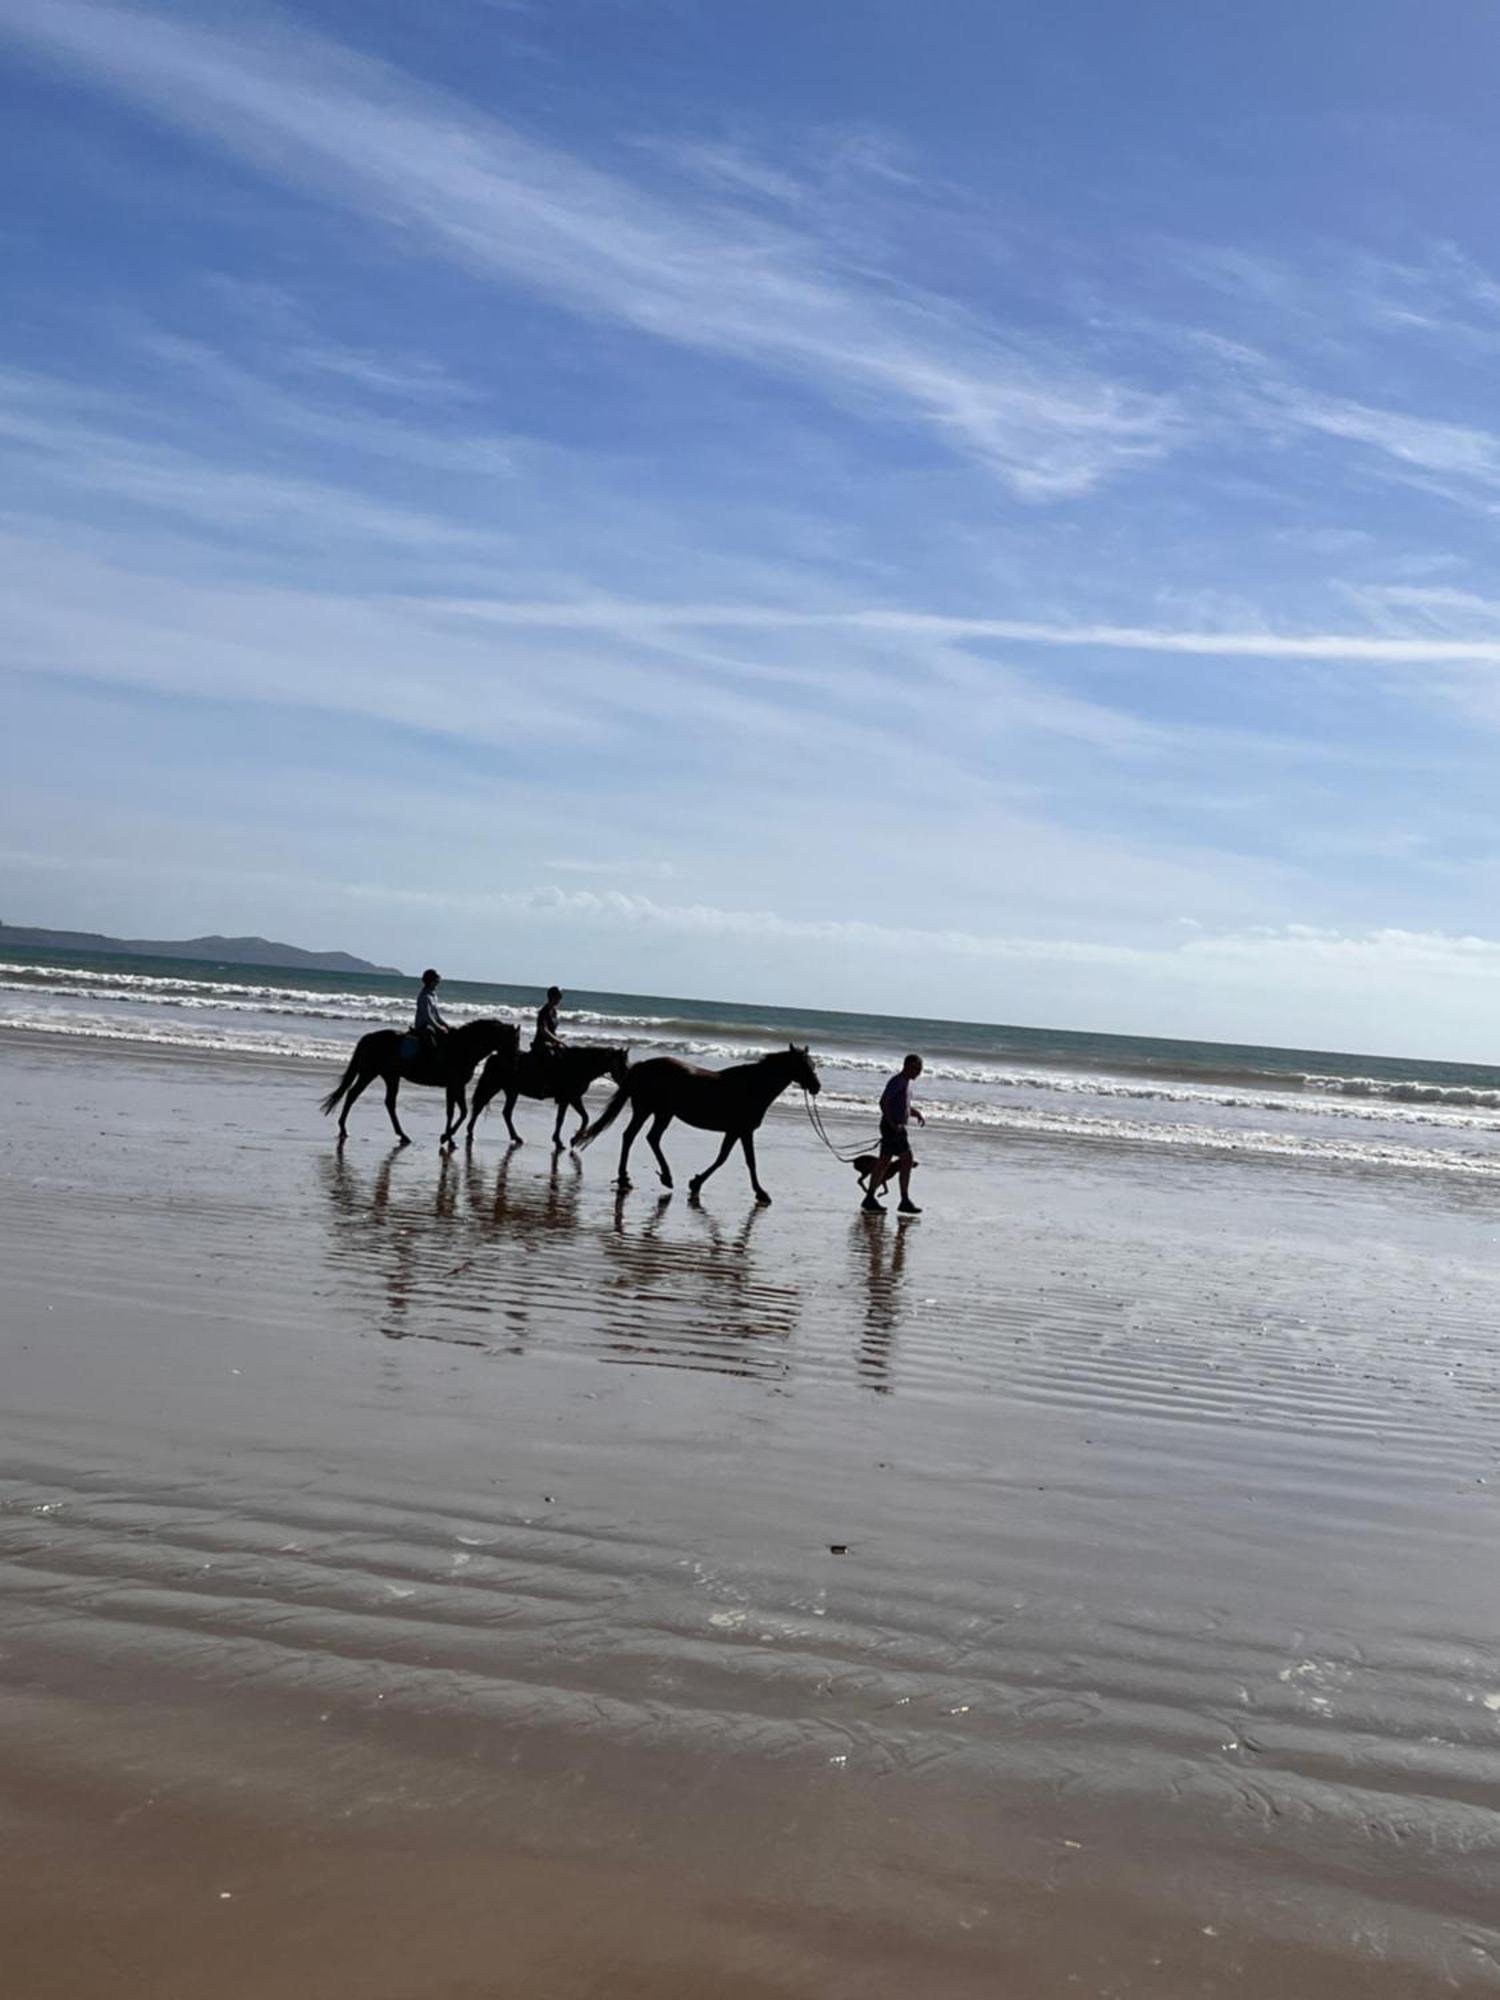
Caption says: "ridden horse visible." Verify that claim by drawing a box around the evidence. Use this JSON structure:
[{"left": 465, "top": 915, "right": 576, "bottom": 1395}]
[
  {"left": 577, "top": 1045, "right": 820, "bottom": 1204},
  {"left": 465, "top": 1044, "right": 630, "bottom": 1150},
  {"left": 320, "top": 1018, "right": 519, "bottom": 1148}
]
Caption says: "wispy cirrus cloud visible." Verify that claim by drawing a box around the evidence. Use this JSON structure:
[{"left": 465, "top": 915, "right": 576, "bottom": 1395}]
[
  {"left": 0, "top": 0, "right": 1177, "bottom": 500},
  {"left": 0, "top": 367, "right": 487, "bottom": 550},
  {"left": 1270, "top": 386, "right": 1500, "bottom": 503},
  {"left": 433, "top": 593, "right": 1500, "bottom": 667}
]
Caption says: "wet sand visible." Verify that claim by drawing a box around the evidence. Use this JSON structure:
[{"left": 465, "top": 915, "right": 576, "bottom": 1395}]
[{"left": 3, "top": 1027, "right": 1500, "bottom": 1997}]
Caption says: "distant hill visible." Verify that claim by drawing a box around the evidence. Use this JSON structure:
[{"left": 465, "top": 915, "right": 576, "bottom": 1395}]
[{"left": 0, "top": 922, "right": 403, "bottom": 978}]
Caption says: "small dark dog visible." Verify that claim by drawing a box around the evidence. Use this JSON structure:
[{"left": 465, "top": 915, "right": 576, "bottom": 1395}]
[{"left": 852, "top": 1154, "right": 919, "bottom": 1195}]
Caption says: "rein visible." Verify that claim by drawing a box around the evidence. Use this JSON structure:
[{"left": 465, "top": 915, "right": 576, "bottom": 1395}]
[{"left": 802, "top": 1088, "right": 870, "bottom": 1164}]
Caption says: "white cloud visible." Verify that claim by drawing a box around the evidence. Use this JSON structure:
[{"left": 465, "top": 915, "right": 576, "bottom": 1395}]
[
  {"left": 545, "top": 858, "right": 679, "bottom": 880},
  {"left": 0, "top": 0, "right": 1177, "bottom": 499},
  {"left": 0, "top": 368, "right": 486, "bottom": 549},
  {"left": 349, "top": 881, "right": 1500, "bottom": 989},
  {"left": 1274, "top": 386, "right": 1500, "bottom": 492},
  {"left": 434, "top": 593, "right": 1500, "bottom": 666}
]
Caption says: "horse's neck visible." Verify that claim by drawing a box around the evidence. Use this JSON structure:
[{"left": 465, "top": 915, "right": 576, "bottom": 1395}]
[
  {"left": 450, "top": 1024, "right": 495, "bottom": 1071},
  {"left": 748, "top": 1056, "right": 796, "bottom": 1104}
]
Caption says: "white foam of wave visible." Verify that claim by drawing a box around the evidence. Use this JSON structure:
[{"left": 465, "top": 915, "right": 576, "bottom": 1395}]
[
  {"left": 813, "top": 1091, "right": 1500, "bottom": 1179},
  {"left": 8, "top": 1011, "right": 1500, "bottom": 1178},
  {"left": 0, "top": 1012, "right": 348, "bottom": 1061},
  {"left": 9, "top": 991, "right": 1500, "bottom": 1136},
  {"left": 0, "top": 967, "right": 678, "bottom": 1033},
  {"left": 1301, "top": 1071, "right": 1500, "bottom": 1109},
  {"left": 14, "top": 960, "right": 1500, "bottom": 1108}
]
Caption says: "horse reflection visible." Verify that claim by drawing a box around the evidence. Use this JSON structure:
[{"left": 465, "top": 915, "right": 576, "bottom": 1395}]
[
  {"left": 320, "top": 1148, "right": 497, "bottom": 1347},
  {"left": 598, "top": 1198, "right": 798, "bottom": 1379},
  {"left": 490, "top": 1145, "right": 585, "bottom": 1241},
  {"left": 321, "top": 1153, "right": 802, "bottom": 1380}
]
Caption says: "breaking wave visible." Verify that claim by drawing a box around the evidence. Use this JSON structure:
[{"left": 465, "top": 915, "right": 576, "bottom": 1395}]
[{"left": 7, "top": 952, "right": 1500, "bottom": 1174}]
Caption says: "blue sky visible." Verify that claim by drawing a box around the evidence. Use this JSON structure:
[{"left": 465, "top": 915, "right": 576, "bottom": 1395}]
[{"left": 7, "top": 1, "right": 1500, "bottom": 1054}]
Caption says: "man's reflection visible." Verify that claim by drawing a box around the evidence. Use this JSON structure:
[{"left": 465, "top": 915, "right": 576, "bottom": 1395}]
[{"left": 853, "top": 1212, "right": 912, "bottom": 1394}]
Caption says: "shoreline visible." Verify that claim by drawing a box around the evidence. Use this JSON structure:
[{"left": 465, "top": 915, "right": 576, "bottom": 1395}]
[{"left": 8, "top": 1021, "right": 1500, "bottom": 1193}]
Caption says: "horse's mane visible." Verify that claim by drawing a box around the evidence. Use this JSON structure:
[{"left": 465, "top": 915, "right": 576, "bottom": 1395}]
[{"left": 720, "top": 1047, "right": 799, "bottom": 1077}]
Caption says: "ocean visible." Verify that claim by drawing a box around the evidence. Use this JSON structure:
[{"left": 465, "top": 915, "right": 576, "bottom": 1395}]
[{"left": 6, "top": 945, "right": 1500, "bottom": 1177}]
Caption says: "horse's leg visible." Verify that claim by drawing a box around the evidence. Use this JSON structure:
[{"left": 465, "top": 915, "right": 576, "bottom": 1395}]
[
  {"left": 646, "top": 1112, "right": 675, "bottom": 1190},
  {"left": 551, "top": 1097, "right": 568, "bottom": 1149},
  {"left": 442, "top": 1085, "right": 467, "bottom": 1149},
  {"left": 741, "top": 1130, "right": 772, "bottom": 1205},
  {"left": 503, "top": 1090, "right": 523, "bottom": 1145},
  {"left": 384, "top": 1074, "right": 411, "bottom": 1146},
  {"left": 688, "top": 1132, "right": 735, "bottom": 1199},
  {"left": 338, "top": 1067, "right": 373, "bottom": 1141},
  {"left": 616, "top": 1106, "right": 649, "bottom": 1189},
  {"left": 568, "top": 1096, "right": 589, "bottom": 1149},
  {"left": 467, "top": 1065, "right": 497, "bottom": 1146}
]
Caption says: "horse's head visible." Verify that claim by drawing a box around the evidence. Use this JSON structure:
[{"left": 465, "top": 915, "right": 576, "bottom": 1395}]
[
  {"left": 605, "top": 1045, "right": 631, "bottom": 1086},
  {"left": 785, "top": 1042, "right": 820, "bottom": 1095},
  {"left": 479, "top": 1018, "right": 521, "bottom": 1061}
]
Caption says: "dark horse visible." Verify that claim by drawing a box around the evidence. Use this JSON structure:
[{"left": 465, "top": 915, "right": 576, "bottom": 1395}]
[
  {"left": 465, "top": 1044, "right": 630, "bottom": 1150},
  {"left": 320, "top": 1018, "right": 519, "bottom": 1148},
  {"left": 577, "top": 1045, "right": 819, "bottom": 1204}
]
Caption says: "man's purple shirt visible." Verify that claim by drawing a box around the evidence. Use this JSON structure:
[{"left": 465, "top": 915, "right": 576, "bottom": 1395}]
[{"left": 880, "top": 1071, "right": 911, "bottom": 1125}]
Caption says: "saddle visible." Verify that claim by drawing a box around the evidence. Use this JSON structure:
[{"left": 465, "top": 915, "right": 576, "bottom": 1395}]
[{"left": 399, "top": 1033, "right": 444, "bottom": 1082}]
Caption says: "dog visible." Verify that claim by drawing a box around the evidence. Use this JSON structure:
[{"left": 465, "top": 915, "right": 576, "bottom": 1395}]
[{"left": 852, "top": 1153, "right": 919, "bottom": 1195}]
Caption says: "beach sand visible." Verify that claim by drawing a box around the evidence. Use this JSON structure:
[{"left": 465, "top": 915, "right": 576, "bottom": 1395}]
[{"left": 3, "top": 1027, "right": 1500, "bottom": 1996}]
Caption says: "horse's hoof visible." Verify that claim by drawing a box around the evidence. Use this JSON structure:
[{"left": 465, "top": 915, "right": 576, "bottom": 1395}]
[
  {"left": 755, "top": 1191, "right": 773, "bottom": 1206},
  {"left": 397, "top": 1135, "right": 412, "bottom": 1148},
  {"left": 688, "top": 1178, "right": 703, "bottom": 1198}
]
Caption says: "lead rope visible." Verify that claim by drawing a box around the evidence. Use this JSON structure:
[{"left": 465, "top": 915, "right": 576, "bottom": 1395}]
[{"left": 802, "top": 1088, "right": 872, "bottom": 1164}]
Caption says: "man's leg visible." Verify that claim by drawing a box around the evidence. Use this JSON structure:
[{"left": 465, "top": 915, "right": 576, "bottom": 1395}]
[
  {"left": 897, "top": 1147, "right": 921, "bottom": 1212},
  {"left": 862, "top": 1146, "right": 892, "bottom": 1210}
]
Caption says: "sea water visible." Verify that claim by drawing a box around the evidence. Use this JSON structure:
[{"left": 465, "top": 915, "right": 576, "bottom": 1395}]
[{"left": 6, "top": 946, "right": 1500, "bottom": 1177}]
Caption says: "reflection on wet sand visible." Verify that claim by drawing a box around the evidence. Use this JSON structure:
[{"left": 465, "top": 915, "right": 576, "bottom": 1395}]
[
  {"left": 851, "top": 1211, "right": 913, "bottom": 1394},
  {"left": 597, "top": 1195, "right": 800, "bottom": 1377},
  {"left": 11, "top": 1038, "right": 1500, "bottom": 1998},
  {"left": 319, "top": 1149, "right": 802, "bottom": 1377}
]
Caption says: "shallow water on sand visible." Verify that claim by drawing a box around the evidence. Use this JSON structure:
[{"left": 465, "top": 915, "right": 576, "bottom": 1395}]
[{"left": 3, "top": 1031, "right": 1500, "bottom": 1997}]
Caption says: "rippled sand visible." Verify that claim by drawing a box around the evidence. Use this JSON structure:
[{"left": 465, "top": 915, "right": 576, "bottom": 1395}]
[{"left": 3, "top": 1028, "right": 1500, "bottom": 1997}]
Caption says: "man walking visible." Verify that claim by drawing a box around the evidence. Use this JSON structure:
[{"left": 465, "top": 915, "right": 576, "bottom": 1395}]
[{"left": 863, "top": 1053, "right": 925, "bottom": 1214}]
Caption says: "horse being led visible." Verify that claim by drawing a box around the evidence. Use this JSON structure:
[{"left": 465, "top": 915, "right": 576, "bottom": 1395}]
[
  {"left": 320, "top": 1018, "right": 519, "bottom": 1149},
  {"left": 466, "top": 1044, "right": 630, "bottom": 1150},
  {"left": 577, "top": 1045, "right": 820, "bottom": 1203}
]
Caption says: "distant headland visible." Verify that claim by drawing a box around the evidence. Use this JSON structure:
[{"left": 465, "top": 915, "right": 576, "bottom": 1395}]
[{"left": 0, "top": 922, "right": 403, "bottom": 978}]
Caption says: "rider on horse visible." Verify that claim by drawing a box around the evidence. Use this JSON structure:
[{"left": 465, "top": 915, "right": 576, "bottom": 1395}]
[
  {"left": 532, "top": 985, "right": 565, "bottom": 1065},
  {"left": 413, "top": 969, "right": 450, "bottom": 1060}
]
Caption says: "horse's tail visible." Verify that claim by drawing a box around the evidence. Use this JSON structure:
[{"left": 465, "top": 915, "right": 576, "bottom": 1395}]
[
  {"left": 576, "top": 1078, "right": 632, "bottom": 1151},
  {"left": 321, "top": 1050, "right": 362, "bottom": 1117}
]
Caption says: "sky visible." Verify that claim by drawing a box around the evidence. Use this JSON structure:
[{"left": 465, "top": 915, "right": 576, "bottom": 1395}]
[{"left": 8, "top": 1, "right": 1500, "bottom": 1055}]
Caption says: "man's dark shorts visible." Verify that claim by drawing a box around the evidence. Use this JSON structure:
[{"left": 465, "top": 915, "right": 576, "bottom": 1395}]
[{"left": 879, "top": 1119, "right": 912, "bottom": 1160}]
